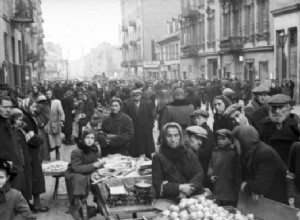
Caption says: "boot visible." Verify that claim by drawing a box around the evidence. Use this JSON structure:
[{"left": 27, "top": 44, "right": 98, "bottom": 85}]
[{"left": 69, "top": 197, "right": 82, "bottom": 220}]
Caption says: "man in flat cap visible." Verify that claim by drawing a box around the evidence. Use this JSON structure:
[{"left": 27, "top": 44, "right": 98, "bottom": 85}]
[
  {"left": 244, "top": 85, "right": 269, "bottom": 115},
  {"left": 259, "top": 94, "right": 300, "bottom": 166},
  {"left": 123, "top": 89, "right": 155, "bottom": 158}
]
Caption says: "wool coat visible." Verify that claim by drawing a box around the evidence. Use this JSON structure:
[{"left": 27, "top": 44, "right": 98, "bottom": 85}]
[
  {"left": 100, "top": 111, "right": 134, "bottom": 156},
  {"left": 65, "top": 144, "right": 101, "bottom": 203},
  {"left": 61, "top": 96, "right": 75, "bottom": 137},
  {"left": 260, "top": 115, "right": 300, "bottom": 166},
  {"left": 47, "top": 99, "right": 65, "bottom": 148},
  {"left": 0, "top": 184, "right": 31, "bottom": 220},
  {"left": 152, "top": 145, "right": 204, "bottom": 202},
  {"left": 123, "top": 99, "right": 155, "bottom": 158}
]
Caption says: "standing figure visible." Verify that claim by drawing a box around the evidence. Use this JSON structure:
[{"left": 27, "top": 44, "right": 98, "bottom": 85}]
[
  {"left": 123, "top": 89, "right": 155, "bottom": 158},
  {"left": 62, "top": 89, "right": 75, "bottom": 145}
]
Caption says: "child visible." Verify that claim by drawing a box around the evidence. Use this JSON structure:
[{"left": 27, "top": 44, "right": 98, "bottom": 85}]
[
  {"left": 0, "top": 158, "right": 32, "bottom": 220},
  {"left": 65, "top": 129, "right": 106, "bottom": 220},
  {"left": 207, "top": 129, "right": 240, "bottom": 207}
]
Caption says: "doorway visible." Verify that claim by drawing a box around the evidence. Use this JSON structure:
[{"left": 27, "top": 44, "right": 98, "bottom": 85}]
[
  {"left": 259, "top": 61, "right": 268, "bottom": 85},
  {"left": 208, "top": 59, "right": 218, "bottom": 79}
]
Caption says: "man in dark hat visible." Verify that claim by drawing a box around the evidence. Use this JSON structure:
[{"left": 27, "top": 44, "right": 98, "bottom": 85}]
[
  {"left": 244, "top": 85, "right": 269, "bottom": 115},
  {"left": 259, "top": 94, "right": 300, "bottom": 165}
]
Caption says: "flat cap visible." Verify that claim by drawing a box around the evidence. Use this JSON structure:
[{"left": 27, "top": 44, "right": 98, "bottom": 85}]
[
  {"left": 190, "top": 109, "right": 209, "bottom": 118},
  {"left": 186, "top": 126, "right": 207, "bottom": 139},
  {"left": 268, "top": 94, "right": 292, "bottom": 106},
  {"left": 224, "top": 103, "right": 243, "bottom": 117},
  {"left": 132, "top": 89, "right": 143, "bottom": 95},
  {"left": 216, "top": 129, "right": 233, "bottom": 140},
  {"left": 252, "top": 85, "right": 269, "bottom": 93}
]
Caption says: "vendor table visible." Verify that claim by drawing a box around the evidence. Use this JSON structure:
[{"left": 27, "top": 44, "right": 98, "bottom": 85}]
[
  {"left": 91, "top": 175, "right": 157, "bottom": 220},
  {"left": 43, "top": 170, "right": 66, "bottom": 199}
]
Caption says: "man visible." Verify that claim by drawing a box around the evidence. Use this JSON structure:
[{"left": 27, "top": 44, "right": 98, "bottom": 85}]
[
  {"left": 0, "top": 96, "right": 24, "bottom": 191},
  {"left": 123, "top": 89, "right": 155, "bottom": 158},
  {"left": 61, "top": 89, "right": 75, "bottom": 145},
  {"left": 160, "top": 87, "right": 194, "bottom": 132},
  {"left": 244, "top": 85, "right": 269, "bottom": 115},
  {"left": 259, "top": 94, "right": 300, "bottom": 165},
  {"left": 224, "top": 103, "right": 249, "bottom": 130},
  {"left": 204, "top": 81, "right": 214, "bottom": 112}
]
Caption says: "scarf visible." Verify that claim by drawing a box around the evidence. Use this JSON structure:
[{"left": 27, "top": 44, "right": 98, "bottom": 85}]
[
  {"left": 78, "top": 142, "right": 98, "bottom": 154},
  {"left": 0, "top": 183, "right": 10, "bottom": 204}
]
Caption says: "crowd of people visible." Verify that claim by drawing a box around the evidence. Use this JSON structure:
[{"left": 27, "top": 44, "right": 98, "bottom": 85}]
[{"left": 0, "top": 76, "right": 299, "bottom": 220}]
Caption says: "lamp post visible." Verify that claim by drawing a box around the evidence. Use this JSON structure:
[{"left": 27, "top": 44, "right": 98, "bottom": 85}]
[{"left": 278, "top": 31, "right": 288, "bottom": 82}]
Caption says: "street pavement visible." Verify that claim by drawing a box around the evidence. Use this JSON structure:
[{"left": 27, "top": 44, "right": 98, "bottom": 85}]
[{"left": 36, "top": 103, "right": 300, "bottom": 219}]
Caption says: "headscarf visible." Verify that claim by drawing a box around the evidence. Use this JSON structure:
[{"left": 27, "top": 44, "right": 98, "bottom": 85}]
[
  {"left": 232, "top": 125, "right": 260, "bottom": 166},
  {"left": 20, "top": 98, "right": 35, "bottom": 115}
]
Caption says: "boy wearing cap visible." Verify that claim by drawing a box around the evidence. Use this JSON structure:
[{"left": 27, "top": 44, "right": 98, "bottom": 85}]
[
  {"left": 0, "top": 159, "right": 32, "bottom": 220},
  {"left": 207, "top": 129, "right": 240, "bottom": 207}
]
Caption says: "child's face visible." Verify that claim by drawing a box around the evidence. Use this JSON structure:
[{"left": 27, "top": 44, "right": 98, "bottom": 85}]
[
  {"left": 84, "top": 133, "right": 95, "bottom": 147},
  {"left": 0, "top": 170, "right": 9, "bottom": 188},
  {"left": 15, "top": 116, "right": 23, "bottom": 127},
  {"left": 188, "top": 135, "right": 203, "bottom": 151},
  {"left": 193, "top": 115, "right": 206, "bottom": 126},
  {"left": 217, "top": 135, "right": 231, "bottom": 148}
]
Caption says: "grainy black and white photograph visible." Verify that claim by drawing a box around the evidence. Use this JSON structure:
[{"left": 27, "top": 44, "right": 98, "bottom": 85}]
[{"left": 0, "top": 0, "right": 300, "bottom": 220}]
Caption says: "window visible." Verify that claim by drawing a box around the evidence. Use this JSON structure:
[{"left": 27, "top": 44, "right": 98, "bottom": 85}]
[
  {"left": 289, "top": 28, "right": 297, "bottom": 46},
  {"left": 11, "top": 37, "right": 15, "bottom": 63},
  {"left": 18, "top": 40, "right": 22, "bottom": 64},
  {"left": 4, "top": 33, "right": 9, "bottom": 61}
]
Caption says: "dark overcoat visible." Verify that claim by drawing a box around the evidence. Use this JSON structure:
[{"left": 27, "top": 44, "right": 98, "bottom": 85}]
[
  {"left": 61, "top": 96, "right": 75, "bottom": 136},
  {"left": 65, "top": 145, "right": 100, "bottom": 202},
  {"left": 123, "top": 99, "right": 155, "bottom": 158},
  {"left": 100, "top": 112, "right": 134, "bottom": 156}
]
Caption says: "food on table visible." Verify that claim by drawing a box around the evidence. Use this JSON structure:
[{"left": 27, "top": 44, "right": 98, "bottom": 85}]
[{"left": 42, "top": 161, "right": 68, "bottom": 172}]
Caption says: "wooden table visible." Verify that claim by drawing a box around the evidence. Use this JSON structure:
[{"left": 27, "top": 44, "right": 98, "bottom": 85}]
[
  {"left": 91, "top": 175, "right": 157, "bottom": 220},
  {"left": 43, "top": 171, "right": 66, "bottom": 199}
]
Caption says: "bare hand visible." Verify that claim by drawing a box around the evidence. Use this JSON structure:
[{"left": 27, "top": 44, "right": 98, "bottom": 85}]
[
  {"left": 28, "top": 131, "right": 34, "bottom": 138},
  {"left": 210, "top": 176, "right": 217, "bottom": 183},
  {"left": 179, "top": 183, "right": 194, "bottom": 196},
  {"left": 93, "top": 159, "right": 106, "bottom": 168}
]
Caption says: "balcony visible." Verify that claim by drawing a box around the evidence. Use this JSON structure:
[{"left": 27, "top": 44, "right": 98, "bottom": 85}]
[
  {"left": 121, "top": 61, "right": 129, "bottom": 67},
  {"left": 182, "top": 5, "right": 199, "bottom": 18},
  {"left": 25, "top": 50, "right": 39, "bottom": 62},
  {"left": 219, "top": 36, "right": 243, "bottom": 53},
  {"left": 122, "top": 43, "right": 129, "bottom": 50},
  {"left": 130, "top": 60, "right": 137, "bottom": 66},
  {"left": 129, "top": 40, "right": 137, "bottom": 47},
  {"left": 181, "top": 46, "right": 198, "bottom": 57},
  {"left": 11, "top": 0, "right": 34, "bottom": 24},
  {"left": 122, "top": 25, "right": 128, "bottom": 32}
]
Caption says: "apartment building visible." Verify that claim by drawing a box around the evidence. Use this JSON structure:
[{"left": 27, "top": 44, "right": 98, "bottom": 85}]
[
  {"left": 120, "top": 0, "right": 181, "bottom": 79},
  {"left": 0, "top": 0, "right": 45, "bottom": 90},
  {"left": 156, "top": 19, "right": 181, "bottom": 80}
]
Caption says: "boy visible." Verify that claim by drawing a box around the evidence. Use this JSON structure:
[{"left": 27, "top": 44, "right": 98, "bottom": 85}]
[
  {"left": 0, "top": 159, "right": 32, "bottom": 220},
  {"left": 207, "top": 129, "right": 240, "bottom": 207}
]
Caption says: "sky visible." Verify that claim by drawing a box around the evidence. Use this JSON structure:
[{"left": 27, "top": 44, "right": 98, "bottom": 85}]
[{"left": 42, "top": 0, "right": 121, "bottom": 60}]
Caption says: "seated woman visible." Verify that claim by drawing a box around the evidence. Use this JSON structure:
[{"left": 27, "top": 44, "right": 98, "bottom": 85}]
[
  {"left": 98, "top": 98, "right": 134, "bottom": 156},
  {"left": 65, "top": 129, "right": 106, "bottom": 220},
  {"left": 152, "top": 122, "right": 204, "bottom": 202},
  {"left": 233, "top": 125, "right": 288, "bottom": 204}
]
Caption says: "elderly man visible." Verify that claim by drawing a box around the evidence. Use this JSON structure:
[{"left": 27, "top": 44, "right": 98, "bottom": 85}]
[
  {"left": 244, "top": 85, "right": 269, "bottom": 115},
  {"left": 259, "top": 94, "right": 300, "bottom": 165}
]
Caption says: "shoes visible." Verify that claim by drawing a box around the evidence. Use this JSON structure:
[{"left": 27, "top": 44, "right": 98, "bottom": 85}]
[
  {"left": 79, "top": 205, "right": 97, "bottom": 220},
  {"left": 31, "top": 205, "right": 49, "bottom": 213},
  {"left": 68, "top": 206, "right": 83, "bottom": 220}
]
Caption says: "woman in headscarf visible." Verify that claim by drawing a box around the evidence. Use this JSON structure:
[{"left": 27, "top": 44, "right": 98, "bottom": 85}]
[
  {"left": 152, "top": 122, "right": 204, "bottom": 202},
  {"left": 232, "top": 125, "right": 288, "bottom": 204},
  {"left": 99, "top": 98, "right": 134, "bottom": 156},
  {"left": 213, "top": 95, "right": 231, "bottom": 132},
  {"left": 20, "top": 98, "right": 49, "bottom": 212}
]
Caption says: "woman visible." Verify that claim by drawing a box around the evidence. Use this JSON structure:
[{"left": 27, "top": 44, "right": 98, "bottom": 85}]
[
  {"left": 45, "top": 89, "right": 65, "bottom": 160},
  {"left": 152, "top": 122, "right": 204, "bottom": 202},
  {"left": 78, "top": 93, "right": 94, "bottom": 139},
  {"left": 65, "top": 129, "right": 105, "bottom": 220},
  {"left": 213, "top": 95, "right": 231, "bottom": 132},
  {"left": 232, "top": 125, "right": 288, "bottom": 204},
  {"left": 99, "top": 98, "right": 134, "bottom": 156},
  {"left": 20, "top": 98, "right": 48, "bottom": 212}
]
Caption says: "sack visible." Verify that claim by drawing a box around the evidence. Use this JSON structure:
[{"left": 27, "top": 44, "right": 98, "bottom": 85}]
[{"left": 50, "top": 121, "right": 60, "bottom": 134}]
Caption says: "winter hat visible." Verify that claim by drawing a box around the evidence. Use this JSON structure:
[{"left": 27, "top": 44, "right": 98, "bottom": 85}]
[
  {"left": 224, "top": 103, "right": 244, "bottom": 117},
  {"left": 0, "top": 159, "right": 17, "bottom": 181},
  {"left": 9, "top": 108, "right": 23, "bottom": 117},
  {"left": 186, "top": 126, "right": 207, "bottom": 139},
  {"left": 173, "top": 88, "right": 185, "bottom": 100}
]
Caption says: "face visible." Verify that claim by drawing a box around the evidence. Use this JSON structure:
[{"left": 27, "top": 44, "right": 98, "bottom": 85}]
[
  {"left": 0, "top": 170, "right": 9, "bottom": 188},
  {"left": 165, "top": 127, "right": 181, "bottom": 149},
  {"left": 217, "top": 135, "right": 231, "bottom": 148},
  {"left": 110, "top": 101, "right": 121, "bottom": 114},
  {"left": 132, "top": 93, "right": 141, "bottom": 102},
  {"left": 188, "top": 135, "right": 203, "bottom": 151},
  {"left": 33, "top": 86, "right": 39, "bottom": 94},
  {"left": 0, "top": 100, "right": 13, "bottom": 118},
  {"left": 45, "top": 90, "right": 53, "bottom": 100},
  {"left": 229, "top": 110, "right": 248, "bottom": 127},
  {"left": 214, "top": 99, "right": 226, "bottom": 114},
  {"left": 193, "top": 115, "right": 206, "bottom": 126},
  {"left": 84, "top": 133, "right": 95, "bottom": 146},
  {"left": 269, "top": 104, "right": 290, "bottom": 124},
  {"left": 256, "top": 93, "right": 268, "bottom": 104},
  {"left": 14, "top": 116, "right": 23, "bottom": 127},
  {"left": 17, "top": 98, "right": 23, "bottom": 108},
  {"left": 83, "top": 94, "right": 88, "bottom": 101},
  {"left": 29, "top": 103, "right": 37, "bottom": 115}
]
